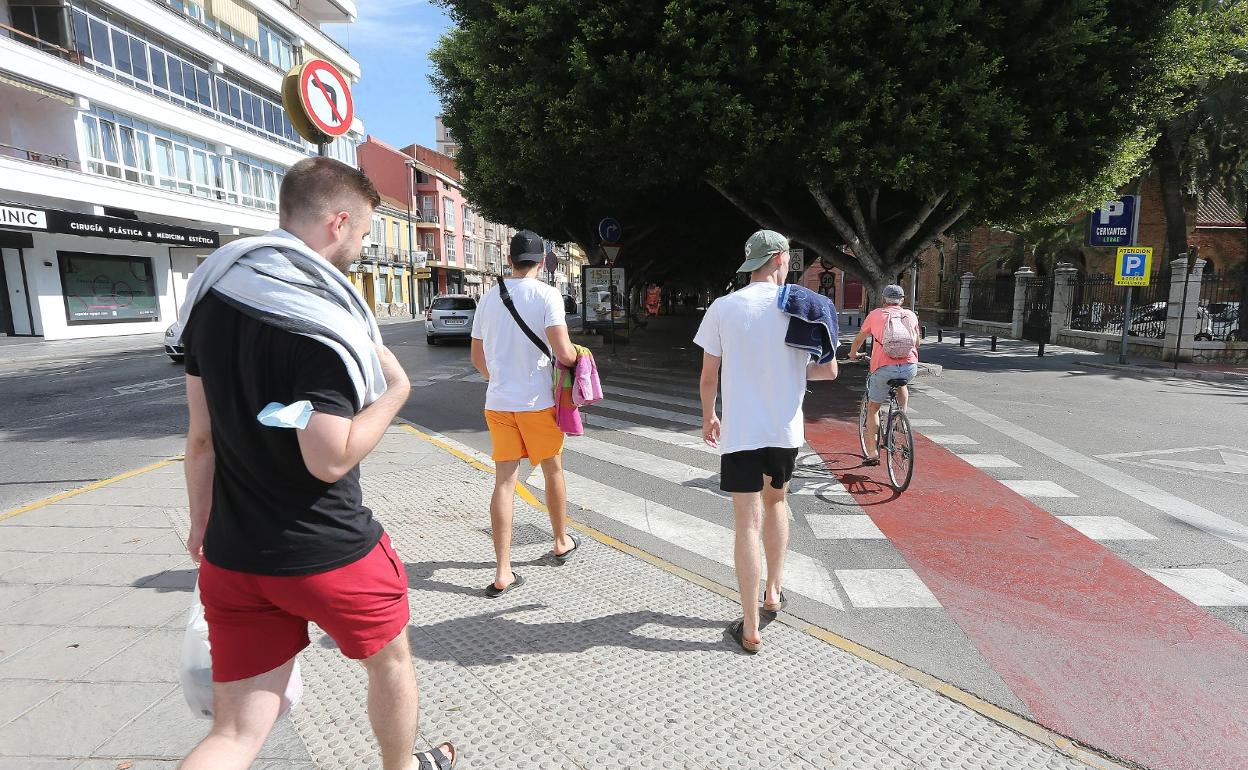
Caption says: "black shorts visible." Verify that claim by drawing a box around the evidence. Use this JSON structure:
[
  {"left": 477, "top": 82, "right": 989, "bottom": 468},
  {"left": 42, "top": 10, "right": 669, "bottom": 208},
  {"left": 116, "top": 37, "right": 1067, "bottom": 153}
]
[{"left": 720, "top": 447, "right": 800, "bottom": 493}]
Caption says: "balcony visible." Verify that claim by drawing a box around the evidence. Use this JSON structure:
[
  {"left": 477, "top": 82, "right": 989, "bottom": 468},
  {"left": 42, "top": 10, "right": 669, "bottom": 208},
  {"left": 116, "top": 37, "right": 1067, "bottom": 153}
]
[
  {"left": 414, "top": 210, "right": 440, "bottom": 227},
  {"left": 0, "top": 141, "right": 78, "bottom": 170}
]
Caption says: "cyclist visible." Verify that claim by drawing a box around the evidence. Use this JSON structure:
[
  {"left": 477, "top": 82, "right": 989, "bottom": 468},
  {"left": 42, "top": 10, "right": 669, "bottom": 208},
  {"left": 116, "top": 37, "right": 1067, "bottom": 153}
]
[{"left": 847, "top": 284, "right": 920, "bottom": 466}]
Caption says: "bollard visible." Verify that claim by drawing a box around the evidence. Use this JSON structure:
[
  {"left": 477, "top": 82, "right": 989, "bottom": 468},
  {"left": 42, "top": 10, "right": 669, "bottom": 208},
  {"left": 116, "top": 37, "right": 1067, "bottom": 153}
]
[
  {"left": 1037, "top": 342, "right": 1045, "bottom": 357},
  {"left": 991, "top": 335, "right": 997, "bottom": 351},
  {"left": 921, "top": 325, "right": 927, "bottom": 339},
  {"left": 959, "top": 333, "right": 965, "bottom": 347},
  {"left": 937, "top": 328, "right": 944, "bottom": 343}
]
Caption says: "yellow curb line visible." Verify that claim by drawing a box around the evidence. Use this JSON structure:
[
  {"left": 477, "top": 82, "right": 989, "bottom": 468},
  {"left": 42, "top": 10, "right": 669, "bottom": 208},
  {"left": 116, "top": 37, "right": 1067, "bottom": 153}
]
[
  {"left": 398, "top": 421, "right": 1135, "bottom": 770},
  {"left": 0, "top": 457, "right": 183, "bottom": 523}
]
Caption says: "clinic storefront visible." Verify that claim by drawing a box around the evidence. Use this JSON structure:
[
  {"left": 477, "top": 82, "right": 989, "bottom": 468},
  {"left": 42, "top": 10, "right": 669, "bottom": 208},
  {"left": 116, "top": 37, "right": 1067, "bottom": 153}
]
[{"left": 0, "top": 203, "right": 220, "bottom": 341}]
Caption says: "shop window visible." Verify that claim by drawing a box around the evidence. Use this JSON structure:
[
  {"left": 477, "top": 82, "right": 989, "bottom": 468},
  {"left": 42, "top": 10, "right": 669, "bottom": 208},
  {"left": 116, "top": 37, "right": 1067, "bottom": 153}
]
[{"left": 57, "top": 252, "right": 160, "bottom": 325}]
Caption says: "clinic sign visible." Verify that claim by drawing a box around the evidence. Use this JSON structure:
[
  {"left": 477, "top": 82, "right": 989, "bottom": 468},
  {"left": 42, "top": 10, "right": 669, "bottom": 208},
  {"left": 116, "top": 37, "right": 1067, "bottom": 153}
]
[
  {"left": 1088, "top": 195, "right": 1140, "bottom": 248},
  {"left": 1115, "top": 247, "right": 1153, "bottom": 286},
  {"left": 0, "top": 204, "right": 218, "bottom": 247}
]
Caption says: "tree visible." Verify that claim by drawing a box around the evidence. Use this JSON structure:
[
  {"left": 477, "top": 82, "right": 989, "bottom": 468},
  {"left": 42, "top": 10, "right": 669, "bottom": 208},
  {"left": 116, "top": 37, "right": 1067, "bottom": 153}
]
[{"left": 434, "top": 0, "right": 1241, "bottom": 301}]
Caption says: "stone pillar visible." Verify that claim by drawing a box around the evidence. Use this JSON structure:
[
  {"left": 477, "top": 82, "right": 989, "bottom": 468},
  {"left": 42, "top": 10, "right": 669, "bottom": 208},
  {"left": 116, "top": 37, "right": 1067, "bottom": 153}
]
[
  {"left": 1165, "top": 257, "right": 1207, "bottom": 362},
  {"left": 958, "top": 272, "right": 975, "bottom": 326},
  {"left": 1050, "top": 263, "right": 1079, "bottom": 344},
  {"left": 1011, "top": 266, "right": 1035, "bottom": 339}
]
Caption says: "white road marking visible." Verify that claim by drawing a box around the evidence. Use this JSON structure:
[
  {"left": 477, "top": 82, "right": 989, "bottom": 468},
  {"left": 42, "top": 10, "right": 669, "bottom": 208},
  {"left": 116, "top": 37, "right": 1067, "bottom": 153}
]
[
  {"left": 591, "top": 401, "right": 701, "bottom": 427},
  {"left": 113, "top": 377, "right": 183, "bottom": 395},
  {"left": 1056, "top": 516, "right": 1156, "bottom": 541},
  {"left": 607, "top": 385, "right": 702, "bottom": 410},
  {"left": 1144, "top": 569, "right": 1248, "bottom": 606},
  {"left": 923, "top": 385, "right": 1248, "bottom": 554},
  {"left": 954, "top": 454, "right": 1021, "bottom": 469},
  {"left": 462, "top": 373, "right": 486, "bottom": 383},
  {"left": 835, "top": 569, "right": 942, "bottom": 608},
  {"left": 999, "top": 480, "right": 1078, "bottom": 498},
  {"left": 906, "top": 418, "right": 943, "bottom": 427},
  {"left": 583, "top": 413, "right": 718, "bottom": 455},
  {"left": 806, "top": 515, "right": 886, "bottom": 539},
  {"left": 1098, "top": 446, "right": 1248, "bottom": 485},
  {"left": 528, "top": 466, "right": 845, "bottom": 609},
  {"left": 926, "top": 434, "right": 980, "bottom": 446}
]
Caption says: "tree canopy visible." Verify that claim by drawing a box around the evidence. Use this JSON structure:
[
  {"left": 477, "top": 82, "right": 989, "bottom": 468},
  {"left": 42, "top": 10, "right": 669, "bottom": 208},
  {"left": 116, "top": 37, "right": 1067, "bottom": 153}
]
[{"left": 433, "top": 0, "right": 1247, "bottom": 297}]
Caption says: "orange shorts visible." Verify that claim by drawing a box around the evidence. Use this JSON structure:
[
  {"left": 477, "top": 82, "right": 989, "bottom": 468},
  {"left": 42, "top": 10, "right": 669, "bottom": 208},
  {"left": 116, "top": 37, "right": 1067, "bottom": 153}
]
[{"left": 485, "top": 408, "right": 564, "bottom": 464}]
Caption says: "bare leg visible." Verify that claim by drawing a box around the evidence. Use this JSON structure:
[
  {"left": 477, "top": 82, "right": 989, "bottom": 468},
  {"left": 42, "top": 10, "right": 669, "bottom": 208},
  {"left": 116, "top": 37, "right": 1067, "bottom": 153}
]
[
  {"left": 179, "top": 658, "right": 295, "bottom": 770},
  {"left": 491, "top": 460, "right": 521, "bottom": 589},
  {"left": 733, "top": 491, "right": 764, "bottom": 644},
  {"left": 539, "top": 454, "right": 575, "bottom": 554},
  {"left": 361, "top": 631, "right": 453, "bottom": 770},
  {"left": 761, "top": 478, "right": 789, "bottom": 608},
  {"left": 896, "top": 385, "right": 909, "bottom": 412},
  {"left": 865, "top": 401, "right": 883, "bottom": 458}
]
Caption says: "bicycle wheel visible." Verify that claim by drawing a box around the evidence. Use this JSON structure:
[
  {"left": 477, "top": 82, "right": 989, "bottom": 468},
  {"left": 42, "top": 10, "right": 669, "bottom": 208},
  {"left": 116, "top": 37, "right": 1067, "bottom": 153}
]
[
  {"left": 858, "top": 391, "right": 872, "bottom": 458},
  {"left": 885, "top": 411, "right": 915, "bottom": 492}
]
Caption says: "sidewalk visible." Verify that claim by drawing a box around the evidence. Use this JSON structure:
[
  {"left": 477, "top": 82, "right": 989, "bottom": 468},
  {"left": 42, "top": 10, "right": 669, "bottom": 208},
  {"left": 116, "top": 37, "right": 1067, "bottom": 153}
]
[
  {"left": 0, "top": 426, "right": 1119, "bottom": 769},
  {"left": 0, "top": 332, "right": 166, "bottom": 367}
]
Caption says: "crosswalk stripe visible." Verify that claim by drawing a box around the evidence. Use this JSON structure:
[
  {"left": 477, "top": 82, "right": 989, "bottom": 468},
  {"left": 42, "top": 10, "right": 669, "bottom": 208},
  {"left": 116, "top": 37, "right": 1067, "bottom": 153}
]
[
  {"left": 591, "top": 401, "right": 702, "bottom": 427},
  {"left": 607, "top": 385, "right": 702, "bottom": 410},
  {"left": 601, "top": 369, "right": 699, "bottom": 387},
  {"left": 583, "top": 413, "right": 718, "bottom": 455},
  {"left": 1056, "top": 516, "right": 1155, "bottom": 541},
  {"left": 907, "top": 418, "right": 943, "bottom": 427},
  {"left": 806, "top": 514, "right": 886, "bottom": 539},
  {"left": 999, "top": 480, "right": 1078, "bottom": 498},
  {"left": 927, "top": 434, "right": 979, "bottom": 445},
  {"left": 835, "top": 569, "right": 942, "bottom": 608},
  {"left": 526, "top": 467, "right": 846, "bottom": 609},
  {"left": 566, "top": 434, "right": 848, "bottom": 497},
  {"left": 954, "top": 453, "right": 1020, "bottom": 468},
  {"left": 1143, "top": 568, "right": 1248, "bottom": 606}
]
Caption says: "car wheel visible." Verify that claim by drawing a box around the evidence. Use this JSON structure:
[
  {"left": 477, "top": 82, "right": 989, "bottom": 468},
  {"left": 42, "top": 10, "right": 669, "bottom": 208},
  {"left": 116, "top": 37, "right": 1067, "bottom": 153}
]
[
  {"left": 426, "top": 336, "right": 436, "bottom": 345},
  {"left": 169, "top": 355, "right": 185, "bottom": 364},
  {"left": 1194, "top": 333, "right": 1213, "bottom": 341}
]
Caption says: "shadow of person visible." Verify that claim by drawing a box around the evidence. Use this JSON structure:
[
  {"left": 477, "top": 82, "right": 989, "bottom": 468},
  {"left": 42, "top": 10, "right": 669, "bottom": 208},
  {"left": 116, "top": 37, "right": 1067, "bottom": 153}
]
[
  {"left": 399, "top": 603, "right": 733, "bottom": 663},
  {"left": 404, "top": 558, "right": 551, "bottom": 597},
  {"left": 132, "top": 567, "right": 197, "bottom": 592}
]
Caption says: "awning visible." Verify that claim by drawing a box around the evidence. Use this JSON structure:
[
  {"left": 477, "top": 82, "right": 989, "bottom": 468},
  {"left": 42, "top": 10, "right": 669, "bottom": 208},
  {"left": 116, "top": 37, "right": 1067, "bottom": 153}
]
[{"left": 0, "top": 72, "right": 74, "bottom": 105}]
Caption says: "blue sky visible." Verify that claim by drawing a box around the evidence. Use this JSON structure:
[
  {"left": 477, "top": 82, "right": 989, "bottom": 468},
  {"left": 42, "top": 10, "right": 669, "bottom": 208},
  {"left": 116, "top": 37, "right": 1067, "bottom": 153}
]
[{"left": 325, "top": 2, "right": 451, "bottom": 151}]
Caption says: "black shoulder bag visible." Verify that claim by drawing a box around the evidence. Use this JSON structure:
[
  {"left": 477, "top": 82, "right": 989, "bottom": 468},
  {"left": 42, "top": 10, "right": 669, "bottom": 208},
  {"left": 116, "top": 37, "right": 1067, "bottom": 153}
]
[{"left": 497, "top": 279, "right": 551, "bottom": 358}]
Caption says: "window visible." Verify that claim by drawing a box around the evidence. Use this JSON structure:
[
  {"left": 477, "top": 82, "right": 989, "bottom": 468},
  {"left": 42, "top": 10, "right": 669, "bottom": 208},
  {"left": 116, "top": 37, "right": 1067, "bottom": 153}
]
[
  {"left": 88, "top": 17, "right": 111, "bottom": 66},
  {"left": 10, "top": 5, "right": 69, "bottom": 49},
  {"left": 391, "top": 221, "right": 401, "bottom": 253},
  {"left": 421, "top": 195, "right": 434, "bottom": 219},
  {"left": 111, "top": 29, "right": 131, "bottom": 74},
  {"left": 129, "top": 38, "right": 149, "bottom": 82},
  {"left": 432, "top": 297, "right": 476, "bottom": 311},
  {"left": 422, "top": 233, "right": 435, "bottom": 252},
  {"left": 370, "top": 217, "right": 384, "bottom": 249},
  {"left": 394, "top": 277, "right": 404, "bottom": 304},
  {"left": 446, "top": 235, "right": 457, "bottom": 262},
  {"left": 258, "top": 20, "right": 294, "bottom": 70},
  {"left": 58, "top": 252, "right": 160, "bottom": 325},
  {"left": 443, "top": 198, "right": 455, "bottom": 229}
]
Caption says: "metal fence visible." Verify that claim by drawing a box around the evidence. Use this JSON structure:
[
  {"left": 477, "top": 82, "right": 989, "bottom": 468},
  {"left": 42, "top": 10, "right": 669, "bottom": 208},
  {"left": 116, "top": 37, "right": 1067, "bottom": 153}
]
[
  {"left": 1068, "top": 273, "right": 1168, "bottom": 338},
  {"left": 968, "top": 276, "right": 1014, "bottom": 322},
  {"left": 1197, "top": 271, "right": 1245, "bottom": 341}
]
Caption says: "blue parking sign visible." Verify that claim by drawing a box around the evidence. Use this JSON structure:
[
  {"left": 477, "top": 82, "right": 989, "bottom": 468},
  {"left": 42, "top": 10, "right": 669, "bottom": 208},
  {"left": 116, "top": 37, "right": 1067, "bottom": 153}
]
[
  {"left": 1088, "top": 195, "right": 1140, "bottom": 248},
  {"left": 1114, "top": 247, "right": 1153, "bottom": 286}
]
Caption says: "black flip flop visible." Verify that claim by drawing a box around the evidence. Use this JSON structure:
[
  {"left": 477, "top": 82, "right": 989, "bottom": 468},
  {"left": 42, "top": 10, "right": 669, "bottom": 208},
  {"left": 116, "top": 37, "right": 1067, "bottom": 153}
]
[
  {"left": 414, "top": 742, "right": 456, "bottom": 769},
  {"left": 484, "top": 572, "right": 525, "bottom": 598},
  {"left": 551, "top": 534, "right": 582, "bottom": 565},
  {"left": 862, "top": 457, "right": 881, "bottom": 467},
  {"left": 761, "top": 590, "right": 787, "bottom": 614},
  {"left": 728, "top": 619, "right": 761, "bottom": 654}
]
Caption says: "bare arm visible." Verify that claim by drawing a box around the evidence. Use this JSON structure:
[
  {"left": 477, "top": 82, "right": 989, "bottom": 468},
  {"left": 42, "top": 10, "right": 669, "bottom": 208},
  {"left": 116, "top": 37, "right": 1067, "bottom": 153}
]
[
  {"left": 184, "top": 375, "right": 213, "bottom": 564},
  {"left": 471, "top": 338, "right": 489, "bottom": 381},
  {"left": 807, "top": 358, "right": 839, "bottom": 381},
  {"left": 699, "top": 352, "right": 722, "bottom": 448},
  {"left": 847, "top": 326, "right": 871, "bottom": 360},
  {"left": 296, "top": 345, "right": 411, "bottom": 484},
  {"left": 546, "top": 324, "right": 579, "bottom": 368}
]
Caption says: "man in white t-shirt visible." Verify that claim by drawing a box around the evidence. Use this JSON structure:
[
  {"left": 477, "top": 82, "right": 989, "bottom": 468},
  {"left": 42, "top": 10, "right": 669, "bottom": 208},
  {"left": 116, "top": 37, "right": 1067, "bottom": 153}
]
[
  {"left": 694, "top": 230, "right": 839, "bottom": 653},
  {"left": 471, "top": 230, "right": 581, "bottom": 597}
]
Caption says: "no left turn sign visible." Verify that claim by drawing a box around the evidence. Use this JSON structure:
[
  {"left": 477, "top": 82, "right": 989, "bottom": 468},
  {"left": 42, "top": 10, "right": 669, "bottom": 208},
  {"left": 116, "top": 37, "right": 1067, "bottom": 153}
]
[{"left": 283, "top": 59, "right": 354, "bottom": 143}]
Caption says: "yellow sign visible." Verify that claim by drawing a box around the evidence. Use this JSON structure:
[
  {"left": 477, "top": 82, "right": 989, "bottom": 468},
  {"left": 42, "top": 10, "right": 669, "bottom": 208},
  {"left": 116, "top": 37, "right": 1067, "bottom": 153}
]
[
  {"left": 413, "top": 268, "right": 432, "bottom": 278},
  {"left": 1114, "top": 247, "right": 1153, "bottom": 286}
]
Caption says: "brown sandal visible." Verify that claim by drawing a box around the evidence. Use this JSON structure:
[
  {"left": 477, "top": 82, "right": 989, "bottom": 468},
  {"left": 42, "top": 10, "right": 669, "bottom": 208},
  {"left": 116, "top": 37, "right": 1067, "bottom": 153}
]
[
  {"left": 762, "top": 590, "right": 787, "bottom": 614},
  {"left": 415, "top": 741, "right": 456, "bottom": 769},
  {"left": 729, "top": 620, "right": 761, "bottom": 654}
]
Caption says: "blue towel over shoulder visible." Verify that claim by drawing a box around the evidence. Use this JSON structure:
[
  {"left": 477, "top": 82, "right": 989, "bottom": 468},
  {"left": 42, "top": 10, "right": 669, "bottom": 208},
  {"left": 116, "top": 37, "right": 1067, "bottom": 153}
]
[{"left": 778, "top": 284, "right": 839, "bottom": 364}]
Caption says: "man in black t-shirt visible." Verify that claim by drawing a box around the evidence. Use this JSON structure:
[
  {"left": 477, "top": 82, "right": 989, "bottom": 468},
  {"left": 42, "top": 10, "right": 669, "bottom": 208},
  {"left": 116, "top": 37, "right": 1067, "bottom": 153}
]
[{"left": 179, "top": 158, "right": 455, "bottom": 770}]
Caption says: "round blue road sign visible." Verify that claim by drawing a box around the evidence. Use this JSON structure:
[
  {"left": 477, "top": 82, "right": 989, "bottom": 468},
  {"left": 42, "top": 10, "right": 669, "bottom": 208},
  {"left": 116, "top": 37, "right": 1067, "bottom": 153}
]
[{"left": 598, "top": 217, "right": 622, "bottom": 243}]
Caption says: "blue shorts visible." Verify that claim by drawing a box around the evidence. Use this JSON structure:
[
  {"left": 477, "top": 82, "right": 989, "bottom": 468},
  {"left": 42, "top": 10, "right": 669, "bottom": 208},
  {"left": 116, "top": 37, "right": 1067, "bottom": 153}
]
[{"left": 867, "top": 363, "right": 918, "bottom": 403}]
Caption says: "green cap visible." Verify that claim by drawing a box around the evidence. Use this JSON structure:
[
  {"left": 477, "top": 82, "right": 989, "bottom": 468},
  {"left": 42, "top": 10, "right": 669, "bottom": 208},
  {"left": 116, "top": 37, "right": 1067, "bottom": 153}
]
[{"left": 737, "top": 230, "right": 789, "bottom": 273}]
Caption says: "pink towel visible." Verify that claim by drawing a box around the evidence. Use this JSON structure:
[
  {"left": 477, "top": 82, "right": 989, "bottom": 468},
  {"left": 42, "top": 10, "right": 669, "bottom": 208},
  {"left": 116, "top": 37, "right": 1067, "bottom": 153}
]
[
  {"left": 572, "top": 349, "right": 603, "bottom": 406},
  {"left": 554, "top": 360, "right": 583, "bottom": 436}
]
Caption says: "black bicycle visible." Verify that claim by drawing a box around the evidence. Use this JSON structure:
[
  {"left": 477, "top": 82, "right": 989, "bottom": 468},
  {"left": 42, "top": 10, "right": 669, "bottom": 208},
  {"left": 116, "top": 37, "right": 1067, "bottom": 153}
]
[{"left": 858, "top": 377, "right": 916, "bottom": 492}]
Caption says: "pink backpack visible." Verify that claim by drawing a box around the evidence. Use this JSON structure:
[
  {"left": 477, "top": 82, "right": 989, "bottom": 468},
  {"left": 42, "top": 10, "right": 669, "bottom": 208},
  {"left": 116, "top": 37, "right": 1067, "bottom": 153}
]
[{"left": 881, "top": 308, "right": 917, "bottom": 358}]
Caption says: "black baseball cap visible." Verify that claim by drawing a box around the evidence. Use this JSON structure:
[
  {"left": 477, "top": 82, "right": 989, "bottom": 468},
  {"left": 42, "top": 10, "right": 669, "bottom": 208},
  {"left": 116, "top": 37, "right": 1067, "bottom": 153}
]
[{"left": 510, "top": 230, "right": 544, "bottom": 264}]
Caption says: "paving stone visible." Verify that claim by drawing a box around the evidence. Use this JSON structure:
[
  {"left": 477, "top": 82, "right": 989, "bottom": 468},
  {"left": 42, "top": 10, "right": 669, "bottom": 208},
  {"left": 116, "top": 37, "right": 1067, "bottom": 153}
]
[
  {"left": 0, "top": 527, "right": 102, "bottom": 553},
  {"left": 0, "top": 681, "right": 173, "bottom": 755},
  {"left": 2, "top": 505, "right": 167, "bottom": 529},
  {"left": 63, "top": 554, "right": 189, "bottom": 588},
  {"left": 0, "top": 626, "right": 140, "bottom": 681},
  {"left": 0, "top": 552, "right": 110, "bottom": 584},
  {"left": 72, "top": 529, "right": 186, "bottom": 556},
  {"left": 0, "top": 760, "right": 81, "bottom": 770},
  {"left": 83, "top": 630, "right": 181, "bottom": 683},
  {"left": 2, "top": 585, "right": 132, "bottom": 626},
  {"left": 0, "top": 624, "right": 59, "bottom": 663},
  {"left": 75, "top": 587, "right": 190, "bottom": 628},
  {"left": 0, "top": 583, "right": 47, "bottom": 610},
  {"left": 0, "top": 681, "right": 59, "bottom": 727}
]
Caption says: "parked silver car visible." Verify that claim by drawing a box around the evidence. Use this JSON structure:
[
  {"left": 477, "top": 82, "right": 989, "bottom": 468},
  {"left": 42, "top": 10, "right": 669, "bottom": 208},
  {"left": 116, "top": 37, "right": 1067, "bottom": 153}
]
[
  {"left": 425, "top": 295, "right": 477, "bottom": 344},
  {"left": 164, "top": 323, "right": 184, "bottom": 363}
]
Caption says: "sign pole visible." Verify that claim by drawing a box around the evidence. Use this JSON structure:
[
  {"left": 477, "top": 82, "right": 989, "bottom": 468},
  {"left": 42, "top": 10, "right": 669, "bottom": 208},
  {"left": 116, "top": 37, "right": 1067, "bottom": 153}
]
[
  {"left": 1118, "top": 287, "right": 1132, "bottom": 364},
  {"left": 609, "top": 265, "right": 617, "bottom": 356}
]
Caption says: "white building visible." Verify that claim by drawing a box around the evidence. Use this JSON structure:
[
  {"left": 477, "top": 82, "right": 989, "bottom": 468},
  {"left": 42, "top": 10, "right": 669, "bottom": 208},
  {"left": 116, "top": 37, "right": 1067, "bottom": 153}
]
[
  {"left": 433, "top": 114, "right": 458, "bottom": 158},
  {"left": 0, "top": 0, "right": 363, "bottom": 340}
]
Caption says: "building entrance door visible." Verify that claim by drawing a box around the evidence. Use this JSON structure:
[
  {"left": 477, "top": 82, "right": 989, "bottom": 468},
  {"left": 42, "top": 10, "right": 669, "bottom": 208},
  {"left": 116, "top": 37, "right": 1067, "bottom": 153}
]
[{"left": 0, "top": 254, "right": 13, "bottom": 336}]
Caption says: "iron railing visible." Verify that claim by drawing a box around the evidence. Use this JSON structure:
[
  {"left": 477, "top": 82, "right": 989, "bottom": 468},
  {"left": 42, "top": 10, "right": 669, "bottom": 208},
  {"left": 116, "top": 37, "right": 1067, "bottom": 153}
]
[
  {"left": 0, "top": 141, "right": 78, "bottom": 170},
  {"left": 967, "top": 276, "right": 1014, "bottom": 322},
  {"left": 1068, "top": 273, "right": 1168, "bottom": 338},
  {"left": 1197, "top": 271, "right": 1244, "bottom": 341}
]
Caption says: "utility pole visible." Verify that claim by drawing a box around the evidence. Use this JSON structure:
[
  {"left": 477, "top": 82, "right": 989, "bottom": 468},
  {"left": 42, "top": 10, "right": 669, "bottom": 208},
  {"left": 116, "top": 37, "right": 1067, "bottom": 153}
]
[{"left": 405, "top": 159, "right": 417, "bottom": 319}]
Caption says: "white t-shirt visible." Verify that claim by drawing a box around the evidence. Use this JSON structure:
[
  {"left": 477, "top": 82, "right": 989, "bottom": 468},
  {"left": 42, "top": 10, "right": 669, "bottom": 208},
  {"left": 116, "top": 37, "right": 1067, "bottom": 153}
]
[
  {"left": 693, "top": 282, "right": 810, "bottom": 454},
  {"left": 471, "top": 278, "right": 566, "bottom": 412}
]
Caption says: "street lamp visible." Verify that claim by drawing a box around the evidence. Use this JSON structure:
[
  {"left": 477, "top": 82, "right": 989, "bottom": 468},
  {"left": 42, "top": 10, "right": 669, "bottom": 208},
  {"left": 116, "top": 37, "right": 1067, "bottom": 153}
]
[{"left": 405, "top": 159, "right": 417, "bottom": 319}]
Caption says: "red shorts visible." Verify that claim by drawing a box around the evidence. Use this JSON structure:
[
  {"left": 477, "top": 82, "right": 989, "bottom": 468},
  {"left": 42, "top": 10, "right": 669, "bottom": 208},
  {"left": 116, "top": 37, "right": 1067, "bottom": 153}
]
[{"left": 199, "top": 532, "right": 410, "bottom": 682}]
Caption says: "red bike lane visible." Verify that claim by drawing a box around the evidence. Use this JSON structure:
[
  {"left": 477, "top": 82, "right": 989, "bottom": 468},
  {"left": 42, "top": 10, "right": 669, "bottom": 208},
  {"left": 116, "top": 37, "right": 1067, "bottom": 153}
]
[{"left": 804, "top": 382, "right": 1248, "bottom": 770}]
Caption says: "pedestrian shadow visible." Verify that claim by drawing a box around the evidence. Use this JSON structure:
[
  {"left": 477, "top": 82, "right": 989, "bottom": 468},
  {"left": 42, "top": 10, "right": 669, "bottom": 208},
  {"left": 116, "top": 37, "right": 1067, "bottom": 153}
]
[
  {"left": 132, "top": 567, "right": 197, "bottom": 591},
  {"left": 405, "top": 558, "right": 552, "bottom": 598},
  {"left": 395, "top": 603, "right": 735, "bottom": 663}
]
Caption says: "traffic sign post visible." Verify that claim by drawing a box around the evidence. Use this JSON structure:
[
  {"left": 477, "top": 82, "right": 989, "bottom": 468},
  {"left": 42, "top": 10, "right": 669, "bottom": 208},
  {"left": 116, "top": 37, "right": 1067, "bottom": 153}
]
[
  {"left": 598, "top": 217, "right": 622, "bottom": 244},
  {"left": 1113, "top": 246, "right": 1154, "bottom": 364},
  {"left": 282, "top": 59, "right": 355, "bottom": 154}
]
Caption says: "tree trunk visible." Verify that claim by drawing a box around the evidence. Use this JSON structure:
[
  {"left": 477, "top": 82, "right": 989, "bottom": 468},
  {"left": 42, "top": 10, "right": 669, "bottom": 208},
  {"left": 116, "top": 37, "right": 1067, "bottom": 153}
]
[{"left": 1151, "top": 135, "right": 1193, "bottom": 269}]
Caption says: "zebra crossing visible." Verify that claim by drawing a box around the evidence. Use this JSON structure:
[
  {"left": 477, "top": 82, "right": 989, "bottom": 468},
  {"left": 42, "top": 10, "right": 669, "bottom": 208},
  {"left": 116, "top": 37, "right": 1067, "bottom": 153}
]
[{"left": 427, "top": 356, "right": 1248, "bottom": 612}]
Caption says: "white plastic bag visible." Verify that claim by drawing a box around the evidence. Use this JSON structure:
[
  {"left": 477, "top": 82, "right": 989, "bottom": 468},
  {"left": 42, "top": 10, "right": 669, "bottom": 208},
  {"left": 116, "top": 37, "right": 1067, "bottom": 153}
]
[{"left": 180, "top": 580, "right": 304, "bottom": 719}]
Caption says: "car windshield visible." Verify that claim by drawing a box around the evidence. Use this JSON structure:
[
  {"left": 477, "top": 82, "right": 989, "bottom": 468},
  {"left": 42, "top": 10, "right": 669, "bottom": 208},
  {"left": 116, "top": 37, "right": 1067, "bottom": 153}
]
[{"left": 432, "top": 298, "right": 476, "bottom": 311}]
